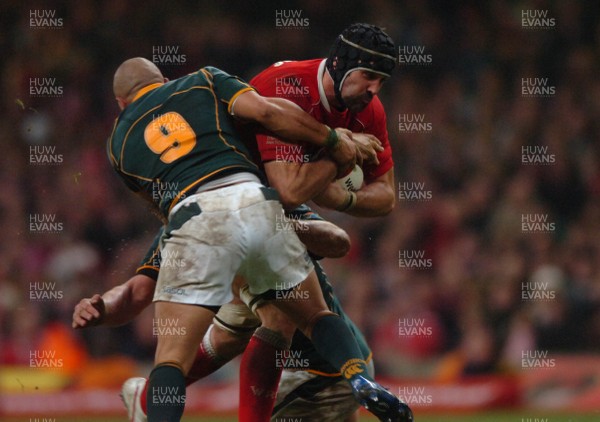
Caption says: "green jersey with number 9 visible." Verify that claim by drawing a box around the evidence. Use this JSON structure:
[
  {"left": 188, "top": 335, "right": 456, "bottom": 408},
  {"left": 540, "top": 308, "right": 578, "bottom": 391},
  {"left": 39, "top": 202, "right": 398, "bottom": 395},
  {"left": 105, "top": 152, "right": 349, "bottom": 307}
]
[{"left": 107, "top": 66, "right": 262, "bottom": 217}]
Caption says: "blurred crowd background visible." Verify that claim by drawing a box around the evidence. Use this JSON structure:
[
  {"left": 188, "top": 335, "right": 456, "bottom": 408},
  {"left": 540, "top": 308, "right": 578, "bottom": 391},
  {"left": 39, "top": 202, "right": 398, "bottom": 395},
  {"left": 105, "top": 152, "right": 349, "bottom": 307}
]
[{"left": 1, "top": 0, "right": 600, "bottom": 385}]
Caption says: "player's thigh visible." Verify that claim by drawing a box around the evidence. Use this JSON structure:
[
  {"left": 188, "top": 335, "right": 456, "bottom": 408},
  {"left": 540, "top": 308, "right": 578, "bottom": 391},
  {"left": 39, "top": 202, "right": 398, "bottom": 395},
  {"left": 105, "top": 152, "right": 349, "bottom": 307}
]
[
  {"left": 268, "top": 270, "right": 329, "bottom": 336},
  {"left": 239, "top": 199, "right": 314, "bottom": 296},
  {"left": 155, "top": 207, "right": 242, "bottom": 307},
  {"left": 154, "top": 301, "right": 214, "bottom": 374}
]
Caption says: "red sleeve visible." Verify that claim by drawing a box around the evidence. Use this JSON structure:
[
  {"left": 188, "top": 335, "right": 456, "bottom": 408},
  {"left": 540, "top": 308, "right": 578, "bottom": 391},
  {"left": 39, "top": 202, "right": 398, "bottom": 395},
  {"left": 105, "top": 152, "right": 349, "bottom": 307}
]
[
  {"left": 250, "top": 62, "right": 314, "bottom": 163},
  {"left": 361, "top": 97, "right": 393, "bottom": 183},
  {"left": 256, "top": 133, "right": 309, "bottom": 163}
]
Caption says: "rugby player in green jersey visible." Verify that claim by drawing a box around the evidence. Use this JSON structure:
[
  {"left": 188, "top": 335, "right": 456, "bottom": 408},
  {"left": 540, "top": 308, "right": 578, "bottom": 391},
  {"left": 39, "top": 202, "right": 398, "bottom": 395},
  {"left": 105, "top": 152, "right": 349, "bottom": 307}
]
[
  {"left": 105, "top": 58, "right": 408, "bottom": 421},
  {"left": 74, "top": 207, "right": 371, "bottom": 421}
]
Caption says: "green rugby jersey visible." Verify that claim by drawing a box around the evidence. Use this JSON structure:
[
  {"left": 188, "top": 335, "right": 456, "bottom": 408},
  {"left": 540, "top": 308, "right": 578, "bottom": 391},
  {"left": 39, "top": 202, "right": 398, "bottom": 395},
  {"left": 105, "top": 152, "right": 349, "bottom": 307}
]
[
  {"left": 108, "top": 67, "right": 262, "bottom": 217},
  {"left": 136, "top": 205, "right": 371, "bottom": 376}
]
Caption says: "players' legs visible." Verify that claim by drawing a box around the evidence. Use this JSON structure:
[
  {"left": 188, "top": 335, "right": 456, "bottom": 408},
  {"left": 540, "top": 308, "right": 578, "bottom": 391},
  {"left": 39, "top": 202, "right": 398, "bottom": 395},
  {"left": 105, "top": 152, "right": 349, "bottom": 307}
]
[
  {"left": 254, "top": 302, "right": 297, "bottom": 340},
  {"left": 153, "top": 302, "right": 215, "bottom": 373},
  {"left": 135, "top": 290, "right": 259, "bottom": 419},
  {"left": 269, "top": 270, "right": 372, "bottom": 382},
  {"left": 147, "top": 301, "right": 214, "bottom": 422},
  {"left": 239, "top": 193, "right": 410, "bottom": 420},
  {"left": 271, "top": 360, "right": 374, "bottom": 422},
  {"left": 146, "top": 189, "right": 250, "bottom": 422},
  {"left": 187, "top": 287, "right": 260, "bottom": 383}
]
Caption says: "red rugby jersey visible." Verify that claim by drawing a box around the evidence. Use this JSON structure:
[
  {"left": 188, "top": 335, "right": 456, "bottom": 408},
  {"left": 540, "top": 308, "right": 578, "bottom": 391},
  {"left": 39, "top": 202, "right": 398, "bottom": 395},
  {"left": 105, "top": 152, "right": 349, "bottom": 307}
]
[{"left": 249, "top": 59, "right": 393, "bottom": 183}]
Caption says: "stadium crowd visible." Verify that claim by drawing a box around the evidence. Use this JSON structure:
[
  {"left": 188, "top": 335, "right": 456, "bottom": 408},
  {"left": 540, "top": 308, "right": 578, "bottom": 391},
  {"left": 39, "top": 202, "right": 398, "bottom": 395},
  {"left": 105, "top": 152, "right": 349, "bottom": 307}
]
[{"left": 1, "top": 0, "right": 600, "bottom": 385}]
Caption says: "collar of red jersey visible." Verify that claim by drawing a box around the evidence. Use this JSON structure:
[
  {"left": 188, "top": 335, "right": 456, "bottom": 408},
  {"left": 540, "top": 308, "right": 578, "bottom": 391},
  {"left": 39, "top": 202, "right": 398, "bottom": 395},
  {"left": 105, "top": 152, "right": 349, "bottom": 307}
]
[
  {"left": 132, "top": 82, "right": 164, "bottom": 102},
  {"left": 317, "top": 59, "right": 332, "bottom": 113}
]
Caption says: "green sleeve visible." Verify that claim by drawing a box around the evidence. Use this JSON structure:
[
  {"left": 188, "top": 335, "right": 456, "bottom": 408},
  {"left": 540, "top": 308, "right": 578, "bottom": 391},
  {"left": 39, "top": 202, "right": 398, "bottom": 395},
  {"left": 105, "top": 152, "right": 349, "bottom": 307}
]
[
  {"left": 135, "top": 227, "right": 164, "bottom": 281},
  {"left": 285, "top": 203, "right": 323, "bottom": 222},
  {"left": 204, "top": 66, "right": 255, "bottom": 113}
]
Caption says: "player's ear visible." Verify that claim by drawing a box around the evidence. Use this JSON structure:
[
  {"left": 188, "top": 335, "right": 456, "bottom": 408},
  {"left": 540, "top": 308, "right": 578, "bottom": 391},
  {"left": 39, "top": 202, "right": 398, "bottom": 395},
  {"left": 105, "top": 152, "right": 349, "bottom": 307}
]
[
  {"left": 116, "top": 97, "right": 128, "bottom": 110},
  {"left": 163, "top": 77, "right": 169, "bottom": 83}
]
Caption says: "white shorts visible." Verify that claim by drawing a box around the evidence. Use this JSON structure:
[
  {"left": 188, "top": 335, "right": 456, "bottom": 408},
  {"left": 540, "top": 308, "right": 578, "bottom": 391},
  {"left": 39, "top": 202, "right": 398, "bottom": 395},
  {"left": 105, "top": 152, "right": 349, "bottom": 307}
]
[
  {"left": 271, "top": 361, "right": 375, "bottom": 422},
  {"left": 153, "top": 181, "right": 313, "bottom": 307}
]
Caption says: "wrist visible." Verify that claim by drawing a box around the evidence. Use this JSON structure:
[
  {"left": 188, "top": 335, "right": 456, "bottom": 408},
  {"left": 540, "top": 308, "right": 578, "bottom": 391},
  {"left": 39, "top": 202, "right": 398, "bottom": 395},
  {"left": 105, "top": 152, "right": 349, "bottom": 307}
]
[
  {"left": 336, "top": 191, "right": 357, "bottom": 212},
  {"left": 324, "top": 126, "right": 339, "bottom": 149}
]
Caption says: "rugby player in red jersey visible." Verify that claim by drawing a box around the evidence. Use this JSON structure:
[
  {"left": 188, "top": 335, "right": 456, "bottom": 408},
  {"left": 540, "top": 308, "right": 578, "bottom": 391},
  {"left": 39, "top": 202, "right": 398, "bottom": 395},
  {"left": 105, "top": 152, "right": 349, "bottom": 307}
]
[
  {"left": 251, "top": 22, "right": 396, "bottom": 217},
  {"left": 235, "top": 23, "right": 403, "bottom": 421}
]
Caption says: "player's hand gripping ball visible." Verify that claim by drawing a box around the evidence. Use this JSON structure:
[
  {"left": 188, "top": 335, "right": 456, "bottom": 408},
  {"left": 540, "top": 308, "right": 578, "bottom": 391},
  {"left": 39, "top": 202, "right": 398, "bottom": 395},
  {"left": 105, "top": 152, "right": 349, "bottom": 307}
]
[{"left": 336, "top": 165, "right": 363, "bottom": 191}]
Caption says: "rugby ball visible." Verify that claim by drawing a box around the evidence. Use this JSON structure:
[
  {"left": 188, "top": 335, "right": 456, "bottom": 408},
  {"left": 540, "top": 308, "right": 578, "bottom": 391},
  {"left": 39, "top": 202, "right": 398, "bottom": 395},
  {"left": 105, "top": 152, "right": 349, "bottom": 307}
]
[{"left": 336, "top": 165, "right": 363, "bottom": 191}]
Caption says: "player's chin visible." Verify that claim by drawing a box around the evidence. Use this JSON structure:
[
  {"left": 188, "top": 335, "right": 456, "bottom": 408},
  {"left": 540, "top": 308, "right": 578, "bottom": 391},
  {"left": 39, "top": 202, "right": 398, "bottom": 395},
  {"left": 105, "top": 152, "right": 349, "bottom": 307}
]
[{"left": 345, "top": 100, "right": 369, "bottom": 113}]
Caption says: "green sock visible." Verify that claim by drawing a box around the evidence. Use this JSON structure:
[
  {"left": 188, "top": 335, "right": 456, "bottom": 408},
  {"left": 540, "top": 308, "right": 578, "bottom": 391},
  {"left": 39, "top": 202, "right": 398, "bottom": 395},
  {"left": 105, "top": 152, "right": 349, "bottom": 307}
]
[
  {"left": 147, "top": 364, "right": 186, "bottom": 422},
  {"left": 310, "top": 314, "right": 372, "bottom": 382}
]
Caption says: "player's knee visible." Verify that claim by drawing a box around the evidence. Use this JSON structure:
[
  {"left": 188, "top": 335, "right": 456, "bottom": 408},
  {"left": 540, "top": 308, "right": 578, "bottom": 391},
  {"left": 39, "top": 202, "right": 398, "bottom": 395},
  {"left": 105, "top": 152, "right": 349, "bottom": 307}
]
[
  {"left": 213, "top": 302, "right": 261, "bottom": 341},
  {"left": 257, "top": 306, "right": 296, "bottom": 342},
  {"left": 209, "top": 324, "right": 249, "bottom": 357}
]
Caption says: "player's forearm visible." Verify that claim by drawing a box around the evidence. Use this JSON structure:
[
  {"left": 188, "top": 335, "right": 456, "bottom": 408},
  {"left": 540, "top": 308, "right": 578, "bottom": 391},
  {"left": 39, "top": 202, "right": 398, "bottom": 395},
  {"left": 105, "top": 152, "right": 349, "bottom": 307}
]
[
  {"left": 346, "top": 181, "right": 395, "bottom": 217},
  {"left": 267, "top": 160, "right": 337, "bottom": 209},
  {"left": 101, "top": 275, "right": 155, "bottom": 326},
  {"left": 257, "top": 97, "right": 331, "bottom": 147},
  {"left": 313, "top": 179, "right": 395, "bottom": 217},
  {"left": 295, "top": 220, "right": 350, "bottom": 258}
]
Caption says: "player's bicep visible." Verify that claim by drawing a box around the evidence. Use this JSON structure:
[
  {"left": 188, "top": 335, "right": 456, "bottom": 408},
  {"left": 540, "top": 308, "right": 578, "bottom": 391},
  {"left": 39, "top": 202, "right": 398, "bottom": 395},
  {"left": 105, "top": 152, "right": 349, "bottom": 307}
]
[
  {"left": 232, "top": 92, "right": 304, "bottom": 125},
  {"left": 230, "top": 90, "right": 270, "bottom": 121}
]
